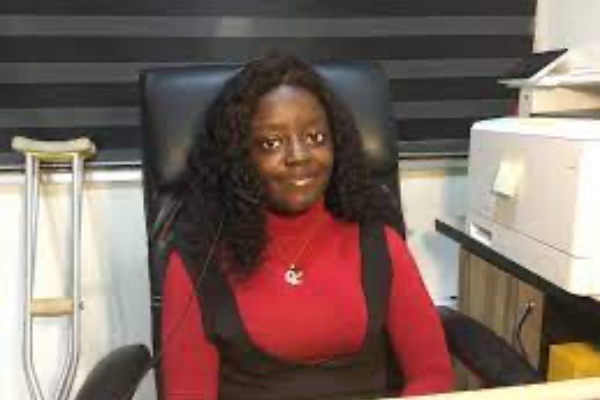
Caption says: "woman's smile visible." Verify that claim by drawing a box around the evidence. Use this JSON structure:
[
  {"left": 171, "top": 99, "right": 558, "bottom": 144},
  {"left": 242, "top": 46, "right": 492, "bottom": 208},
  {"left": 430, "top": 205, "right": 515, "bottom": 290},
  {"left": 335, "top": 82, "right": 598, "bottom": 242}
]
[{"left": 288, "top": 177, "right": 313, "bottom": 187}]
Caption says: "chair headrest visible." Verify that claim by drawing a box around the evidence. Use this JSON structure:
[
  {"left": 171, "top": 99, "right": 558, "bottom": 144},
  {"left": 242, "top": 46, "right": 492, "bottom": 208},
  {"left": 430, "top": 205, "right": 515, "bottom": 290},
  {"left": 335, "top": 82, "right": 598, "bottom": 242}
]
[{"left": 140, "top": 61, "right": 398, "bottom": 189}]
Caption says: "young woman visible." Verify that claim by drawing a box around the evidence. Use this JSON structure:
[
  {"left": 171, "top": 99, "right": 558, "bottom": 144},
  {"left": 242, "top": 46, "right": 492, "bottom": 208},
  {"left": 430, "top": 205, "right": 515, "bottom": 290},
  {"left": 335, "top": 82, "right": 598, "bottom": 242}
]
[{"left": 161, "top": 54, "right": 454, "bottom": 399}]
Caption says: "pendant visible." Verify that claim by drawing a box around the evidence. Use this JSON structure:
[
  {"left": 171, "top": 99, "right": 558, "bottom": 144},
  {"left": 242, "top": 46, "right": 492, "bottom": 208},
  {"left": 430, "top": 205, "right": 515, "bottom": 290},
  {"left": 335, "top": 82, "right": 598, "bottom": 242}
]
[{"left": 284, "top": 264, "right": 304, "bottom": 286}]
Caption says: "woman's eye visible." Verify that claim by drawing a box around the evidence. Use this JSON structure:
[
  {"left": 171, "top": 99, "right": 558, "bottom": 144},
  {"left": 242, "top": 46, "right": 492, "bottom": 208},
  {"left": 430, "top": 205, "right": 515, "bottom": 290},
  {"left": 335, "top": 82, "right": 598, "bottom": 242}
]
[
  {"left": 306, "top": 131, "right": 326, "bottom": 145},
  {"left": 259, "top": 137, "right": 281, "bottom": 150}
]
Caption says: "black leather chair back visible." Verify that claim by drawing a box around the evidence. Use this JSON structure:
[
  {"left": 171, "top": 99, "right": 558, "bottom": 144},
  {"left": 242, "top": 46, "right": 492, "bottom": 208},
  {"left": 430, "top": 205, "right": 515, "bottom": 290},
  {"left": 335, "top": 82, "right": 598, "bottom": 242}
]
[
  {"left": 141, "top": 62, "right": 401, "bottom": 218},
  {"left": 139, "top": 61, "right": 404, "bottom": 358}
]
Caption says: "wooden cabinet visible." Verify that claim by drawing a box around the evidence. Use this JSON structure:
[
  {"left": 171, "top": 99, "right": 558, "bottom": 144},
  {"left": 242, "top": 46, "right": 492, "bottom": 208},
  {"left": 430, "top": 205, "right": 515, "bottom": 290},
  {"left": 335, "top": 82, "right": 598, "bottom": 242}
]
[
  {"left": 455, "top": 249, "right": 544, "bottom": 389},
  {"left": 436, "top": 218, "right": 600, "bottom": 390}
]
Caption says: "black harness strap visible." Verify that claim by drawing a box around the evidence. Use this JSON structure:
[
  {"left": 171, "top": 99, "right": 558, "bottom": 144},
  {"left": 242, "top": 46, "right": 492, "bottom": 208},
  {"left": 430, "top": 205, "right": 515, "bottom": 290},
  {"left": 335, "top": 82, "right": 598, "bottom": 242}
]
[{"left": 175, "top": 221, "right": 402, "bottom": 400}]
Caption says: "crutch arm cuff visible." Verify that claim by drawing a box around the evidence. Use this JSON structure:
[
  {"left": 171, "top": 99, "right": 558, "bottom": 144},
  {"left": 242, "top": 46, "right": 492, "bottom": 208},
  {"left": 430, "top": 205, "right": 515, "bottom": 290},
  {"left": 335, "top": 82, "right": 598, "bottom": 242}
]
[{"left": 12, "top": 136, "right": 96, "bottom": 159}]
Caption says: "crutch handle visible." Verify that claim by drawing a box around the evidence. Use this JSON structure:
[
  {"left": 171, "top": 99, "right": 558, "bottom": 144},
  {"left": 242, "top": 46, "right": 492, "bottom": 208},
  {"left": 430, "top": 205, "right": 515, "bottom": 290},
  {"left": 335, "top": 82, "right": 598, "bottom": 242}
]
[
  {"left": 12, "top": 136, "right": 96, "bottom": 161},
  {"left": 31, "top": 298, "right": 75, "bottom": 317}
]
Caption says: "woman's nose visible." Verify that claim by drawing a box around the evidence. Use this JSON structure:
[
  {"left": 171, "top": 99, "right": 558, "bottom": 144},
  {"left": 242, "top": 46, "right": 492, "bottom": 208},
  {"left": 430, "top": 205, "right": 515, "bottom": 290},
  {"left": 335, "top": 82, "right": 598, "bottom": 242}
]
[{"left": 285, "top": 135, "right": 310, "bottom": 165}]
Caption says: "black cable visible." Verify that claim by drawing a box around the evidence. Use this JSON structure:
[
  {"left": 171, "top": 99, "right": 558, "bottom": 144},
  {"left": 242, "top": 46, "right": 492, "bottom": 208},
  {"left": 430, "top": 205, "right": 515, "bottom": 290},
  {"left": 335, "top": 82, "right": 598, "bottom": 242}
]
[
  {"left": 116, "top": 216, "right": 224, "bottom": 400},
  {"left": 512, "top": 300, "right": 535, "bottom": 359}
]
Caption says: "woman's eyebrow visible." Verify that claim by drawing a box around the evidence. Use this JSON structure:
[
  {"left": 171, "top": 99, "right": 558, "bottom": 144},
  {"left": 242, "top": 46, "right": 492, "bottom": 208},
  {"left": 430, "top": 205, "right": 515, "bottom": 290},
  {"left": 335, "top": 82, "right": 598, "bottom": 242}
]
[
  {"left": 252, "top": 121, "right": 286, "bottom": 132},
  {"left": 302, "top": 114, "right": 328, "bottom": 126},
  {"left": 252, "top": 115, "right": 328, "bottom": 131}
]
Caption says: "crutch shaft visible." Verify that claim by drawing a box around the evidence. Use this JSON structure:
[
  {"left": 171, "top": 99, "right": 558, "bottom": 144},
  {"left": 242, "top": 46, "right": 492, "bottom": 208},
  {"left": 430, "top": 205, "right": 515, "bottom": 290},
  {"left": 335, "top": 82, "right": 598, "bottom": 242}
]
[
  {"left": 54, "top": 154, "right": 85, "bottom": 400},
  {"left": 23, "top": 154, "right": 44, "bottom": 400}
]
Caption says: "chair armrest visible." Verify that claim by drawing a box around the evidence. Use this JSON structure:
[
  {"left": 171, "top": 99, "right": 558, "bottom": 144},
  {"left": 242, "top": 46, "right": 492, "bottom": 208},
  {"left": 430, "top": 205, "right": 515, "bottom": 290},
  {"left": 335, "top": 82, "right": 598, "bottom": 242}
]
[
  {"left": 75, "top": 344, "right": 152, "bottom": 400},
  {"left": 437, "top": 306, "right": 544, "bottom": 387}
]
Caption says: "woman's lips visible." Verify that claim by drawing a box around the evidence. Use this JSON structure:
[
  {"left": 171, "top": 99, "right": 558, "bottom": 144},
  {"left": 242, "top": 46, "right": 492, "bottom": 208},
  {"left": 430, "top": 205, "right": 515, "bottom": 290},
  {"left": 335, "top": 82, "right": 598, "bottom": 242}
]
[
  {"left": 285, "top": 174, "right": 317, "bottom": 187},
  {"left": 290, "top": 177, "right": 313, "bottom": 187}
]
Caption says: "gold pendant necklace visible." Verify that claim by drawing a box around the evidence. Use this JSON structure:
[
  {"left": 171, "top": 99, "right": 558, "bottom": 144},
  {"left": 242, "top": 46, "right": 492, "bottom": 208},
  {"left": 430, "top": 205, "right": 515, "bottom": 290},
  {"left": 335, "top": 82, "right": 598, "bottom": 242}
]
[{"left": 284, "top": 264, "right": 304, "bottom": 286}]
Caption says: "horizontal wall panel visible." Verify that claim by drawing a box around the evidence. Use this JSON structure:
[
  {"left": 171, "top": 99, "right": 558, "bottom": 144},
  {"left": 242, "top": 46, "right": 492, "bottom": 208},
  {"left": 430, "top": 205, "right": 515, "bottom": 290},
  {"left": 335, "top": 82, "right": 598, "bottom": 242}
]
[
  {"left": 1, "top": 36, "right": 532, "bottom": 62},
  {"left": 0, "top": 62, "right": 170, "bottom": 84},
  {"left": 0, "top": 78, "right": 516, "bottom": 109},
  {"left": 0, "top": 122, "right": 482, "bottom": 152},
  {"left": 0, "top": 99, "right": 514, "bottom": 129},
  {"left": 0, "top": 120, "right": 485, "bottom": 149},
  {"left": 0, "top": 1, "right": 536, "bottom": 17},
  {"left": 0, "top": 126, "right": 140, "bottom": 150},
  {"left": 0, "top": 58, "right": 522, "bottom": 84},
  {"left": 1, "top": 16, "right": 531, "bottom": 37},
  {"left": 390, "top": 78, "right": 517, "bottom": 101},
  {"left": 380, "top": 58, "right": 520, "bottom": 79},
  {"left": 0, "top": 108, "right": 138, "bottom": 128},
  {"left": 0, "top": 0, "right": 534, "bottom": 156},
  {"left": 0, "top": 83, "right": 138, "bottom": 108},
  {"left": 0, "top": 99, "right": 514, "bottom": 130},
  {"left": 395, "top": 119, "right": 482, "bottom": 141},
  {"left": 393, "top": 99, "right": 513, "bottom": 120}
]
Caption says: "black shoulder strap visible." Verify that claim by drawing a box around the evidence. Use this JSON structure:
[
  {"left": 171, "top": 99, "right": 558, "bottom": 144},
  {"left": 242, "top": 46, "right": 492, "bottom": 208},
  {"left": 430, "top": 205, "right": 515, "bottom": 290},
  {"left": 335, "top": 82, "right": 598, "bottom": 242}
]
[
  {"left": 172, "top": 232, "right": 220, "bottom": 345},
  {"left": 175, "top": 235, "right": 257, "bottom": 352},
  {"left": 181, "top": 220, "right": 394, "bottom": 354},
  {"left": 200, "top": 259, "right": 256, "bottom": 349},
  {"left": 359, "top": 221, "right": 393, "bottom": 342}
]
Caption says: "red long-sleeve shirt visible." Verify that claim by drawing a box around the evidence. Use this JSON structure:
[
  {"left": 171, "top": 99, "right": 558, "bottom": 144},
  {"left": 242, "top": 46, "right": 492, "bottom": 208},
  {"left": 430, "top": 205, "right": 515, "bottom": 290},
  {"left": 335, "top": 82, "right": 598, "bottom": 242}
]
[{"left": 162, "top": 201, "right": 453, "bottom": 399}]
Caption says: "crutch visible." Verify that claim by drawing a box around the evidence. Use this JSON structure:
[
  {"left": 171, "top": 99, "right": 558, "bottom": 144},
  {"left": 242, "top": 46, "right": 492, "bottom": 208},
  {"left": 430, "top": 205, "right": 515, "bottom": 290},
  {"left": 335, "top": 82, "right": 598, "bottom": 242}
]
[{"left": 11, "top": 136, "right": 96, "bottom": 400}]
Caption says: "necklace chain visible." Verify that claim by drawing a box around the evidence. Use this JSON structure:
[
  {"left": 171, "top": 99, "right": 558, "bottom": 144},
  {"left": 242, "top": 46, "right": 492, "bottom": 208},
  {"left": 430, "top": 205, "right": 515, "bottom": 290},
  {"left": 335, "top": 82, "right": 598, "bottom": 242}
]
[{"left": 272, "top": 215, "right": 325, "bottom": 286}]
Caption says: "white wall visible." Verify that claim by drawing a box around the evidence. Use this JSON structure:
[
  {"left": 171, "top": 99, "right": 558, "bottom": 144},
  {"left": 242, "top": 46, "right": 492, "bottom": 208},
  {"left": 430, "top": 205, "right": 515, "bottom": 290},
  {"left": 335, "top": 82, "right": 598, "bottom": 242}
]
[{"left": 399, "top": 161, "right": 468, "bottom": 306}]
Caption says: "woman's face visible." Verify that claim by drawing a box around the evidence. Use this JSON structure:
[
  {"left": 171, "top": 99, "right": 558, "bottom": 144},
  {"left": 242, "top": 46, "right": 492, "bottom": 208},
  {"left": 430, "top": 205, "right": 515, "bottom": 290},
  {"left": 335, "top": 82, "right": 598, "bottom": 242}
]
[{"left": 250, "top": 84, "right": 334, "bottom": 215}]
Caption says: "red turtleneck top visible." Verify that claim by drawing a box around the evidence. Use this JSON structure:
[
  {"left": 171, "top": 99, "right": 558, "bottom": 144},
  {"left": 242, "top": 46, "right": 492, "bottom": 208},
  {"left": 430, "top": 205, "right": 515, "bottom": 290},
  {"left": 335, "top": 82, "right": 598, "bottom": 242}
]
[{"left": 162, "top": 201, "right": 454, "bottom": 398}]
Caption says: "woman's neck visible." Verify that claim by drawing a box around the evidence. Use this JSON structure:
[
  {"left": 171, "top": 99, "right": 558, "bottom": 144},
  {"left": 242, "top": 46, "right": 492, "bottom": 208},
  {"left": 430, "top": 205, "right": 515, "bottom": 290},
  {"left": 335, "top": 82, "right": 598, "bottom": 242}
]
[{"left": 266, "top": 199, "right": 327, "bottom": 234}]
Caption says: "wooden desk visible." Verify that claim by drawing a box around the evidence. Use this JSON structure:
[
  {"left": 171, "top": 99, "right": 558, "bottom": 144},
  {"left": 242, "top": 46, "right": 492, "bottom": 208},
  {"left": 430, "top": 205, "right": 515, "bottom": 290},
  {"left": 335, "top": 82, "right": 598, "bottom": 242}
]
[{"left": 436, "top": 218, "right": 600, "bottom": 380}]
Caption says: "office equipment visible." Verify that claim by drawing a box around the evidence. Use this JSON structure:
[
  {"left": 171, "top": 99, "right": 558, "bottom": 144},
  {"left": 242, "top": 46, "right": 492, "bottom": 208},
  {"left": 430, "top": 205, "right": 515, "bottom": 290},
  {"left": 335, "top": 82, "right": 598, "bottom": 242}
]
[
  {"left": 498, "top": 48, "right": 568, "bottom": 88},
  {"left": 467, "top": 117, "right": 600, "bottom": 296},
  {"left": 499, "top": 45, "right": 600, "bottom": 117}
]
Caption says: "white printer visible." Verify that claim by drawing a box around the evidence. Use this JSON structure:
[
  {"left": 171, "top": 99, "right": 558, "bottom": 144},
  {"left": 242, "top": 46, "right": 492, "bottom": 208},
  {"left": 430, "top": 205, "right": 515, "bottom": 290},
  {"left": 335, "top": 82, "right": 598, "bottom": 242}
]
[{"left": 467, "top": 117, "right": 600, "bottom": 296}]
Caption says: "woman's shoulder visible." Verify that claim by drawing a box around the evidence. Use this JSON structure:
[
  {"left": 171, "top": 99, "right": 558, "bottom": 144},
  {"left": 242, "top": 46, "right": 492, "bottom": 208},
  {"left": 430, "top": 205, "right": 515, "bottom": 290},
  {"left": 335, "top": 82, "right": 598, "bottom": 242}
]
[
  {"left": 381, "top": 224, "right": 406, "bottom": 243},
  {"left": 381, "top": 224, "right": 411, "bottom": 255},
  {"left": 163, "top": 249, "right": 197, "bottom": 302},
  {"left": 323, "top": 216, "right": 408, "bottom": 256}
]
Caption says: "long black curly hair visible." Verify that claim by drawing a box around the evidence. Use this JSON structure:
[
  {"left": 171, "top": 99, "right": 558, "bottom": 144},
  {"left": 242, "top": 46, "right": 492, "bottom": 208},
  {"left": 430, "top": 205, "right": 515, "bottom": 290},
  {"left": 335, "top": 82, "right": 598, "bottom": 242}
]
[{"left": 176, "top": 53, "right": 400, "bottom": 278}]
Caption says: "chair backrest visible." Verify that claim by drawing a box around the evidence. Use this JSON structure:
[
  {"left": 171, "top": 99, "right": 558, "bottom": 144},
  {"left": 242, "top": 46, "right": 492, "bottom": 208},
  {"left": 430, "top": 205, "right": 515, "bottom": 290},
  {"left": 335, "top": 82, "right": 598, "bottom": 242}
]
[
  {"left": 141, "top": 62, "right": 401, "bottom": 218},
  {"left": 139, "top": 60, "right": 404, "bottom": 358}
]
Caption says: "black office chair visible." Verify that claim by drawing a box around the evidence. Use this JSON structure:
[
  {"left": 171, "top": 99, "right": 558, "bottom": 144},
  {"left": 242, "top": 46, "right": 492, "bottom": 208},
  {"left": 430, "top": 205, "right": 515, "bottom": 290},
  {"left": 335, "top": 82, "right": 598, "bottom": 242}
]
[{"left": 75, "top": 61, "right": 542, "bottom": 400}]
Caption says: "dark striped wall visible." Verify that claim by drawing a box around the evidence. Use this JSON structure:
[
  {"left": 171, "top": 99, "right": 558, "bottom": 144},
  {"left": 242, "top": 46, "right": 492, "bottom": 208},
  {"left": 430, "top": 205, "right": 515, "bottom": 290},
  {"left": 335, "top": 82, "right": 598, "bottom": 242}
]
[{"left": 1, "top": 0, "right": 535, "bottom": 161}]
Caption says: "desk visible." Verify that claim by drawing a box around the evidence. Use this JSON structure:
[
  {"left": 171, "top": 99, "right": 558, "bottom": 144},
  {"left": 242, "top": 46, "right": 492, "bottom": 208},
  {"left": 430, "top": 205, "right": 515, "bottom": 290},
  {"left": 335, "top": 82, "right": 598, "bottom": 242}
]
[{"left": 436, "top": 218, "right": 600, "bottom": 379}]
